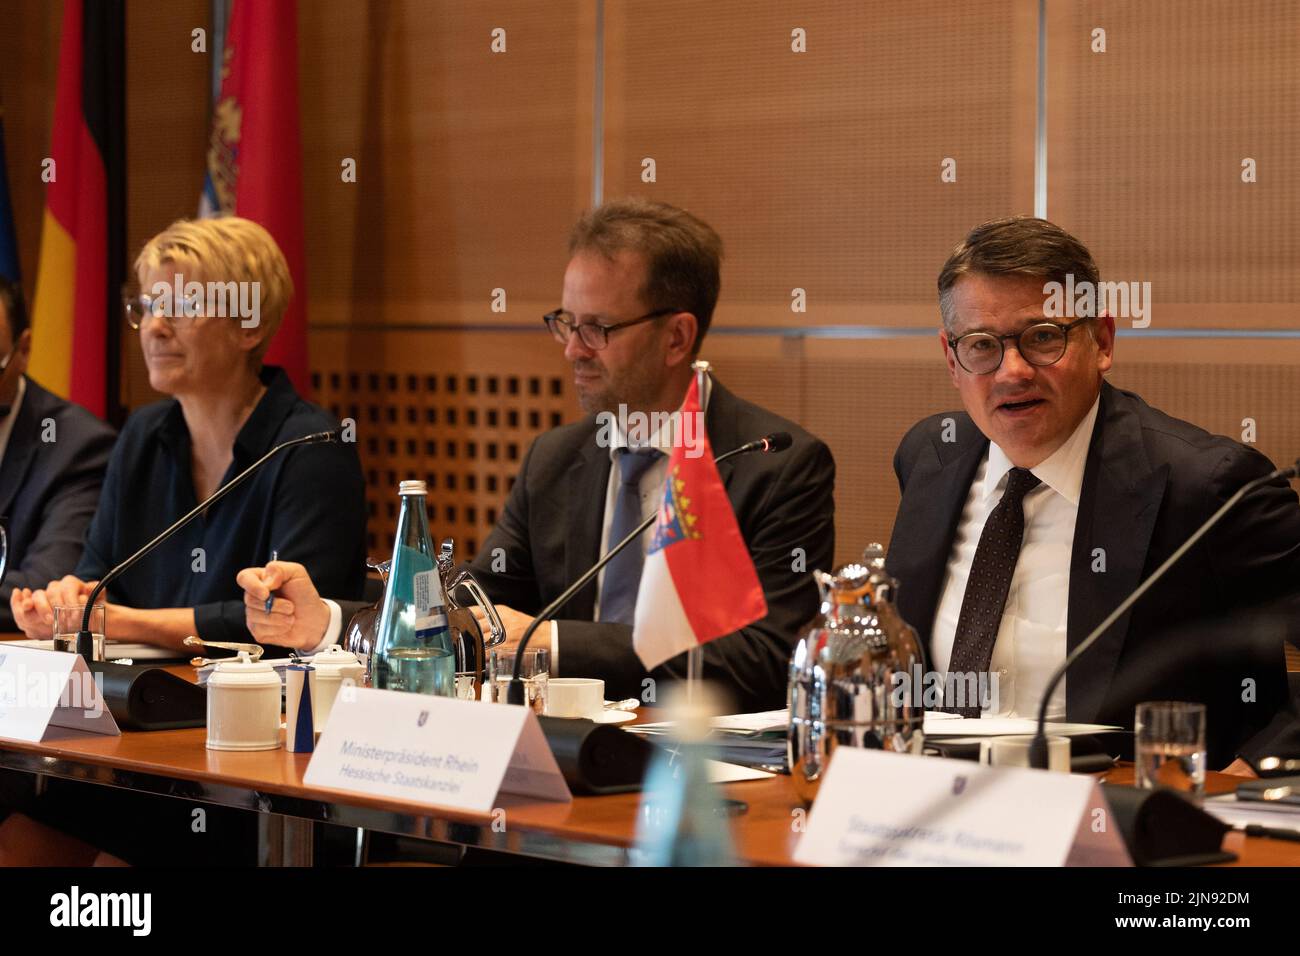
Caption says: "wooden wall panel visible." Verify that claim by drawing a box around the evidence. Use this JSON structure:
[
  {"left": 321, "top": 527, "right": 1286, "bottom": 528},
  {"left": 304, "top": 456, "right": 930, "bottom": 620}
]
[
  {"left": 1047, "top": 0, "right": 1300, "bottom": 328},
  {"left": 0, "top": 0, "right": 64, "bottom": 307},
  {"left": 299, "top": 0, "right": 597, "bottom": 328},
  {"left": 603, "top": 0, "right": 1038, "bottom": 328},
  {"left": 121, "top": 0, "right": 210, "bottom": 411}
]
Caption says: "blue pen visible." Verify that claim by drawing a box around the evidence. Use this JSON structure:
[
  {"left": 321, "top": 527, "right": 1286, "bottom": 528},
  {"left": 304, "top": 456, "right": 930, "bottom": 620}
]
[{"left": 265, "top": 549, "right": 278, "bottom": 614}]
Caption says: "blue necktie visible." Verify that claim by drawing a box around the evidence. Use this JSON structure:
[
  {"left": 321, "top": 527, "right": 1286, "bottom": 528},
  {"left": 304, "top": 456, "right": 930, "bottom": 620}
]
[{"left": 598, "top": 447, "right": 664, "bottom": 624}]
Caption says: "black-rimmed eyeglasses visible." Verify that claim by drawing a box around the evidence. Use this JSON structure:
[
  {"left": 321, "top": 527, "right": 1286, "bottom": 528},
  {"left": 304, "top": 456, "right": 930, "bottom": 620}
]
[
  {"left": 543, "top": 307, "right": 678, "bottom": 351},
  {"left": 947, "top": 316, "right": 1093, "bottom": 375}
]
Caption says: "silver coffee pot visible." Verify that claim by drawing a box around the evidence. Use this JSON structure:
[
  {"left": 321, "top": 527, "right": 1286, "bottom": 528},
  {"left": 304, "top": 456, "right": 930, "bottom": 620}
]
[
  {"left": 344, "top": 539, "right": 505, "bottom": 699},
  {"left": 787, "top": 544, "right": 926, "bottom": 803},
  {"left": 436, "top": 539, "right": 506, "bottom": 699}
]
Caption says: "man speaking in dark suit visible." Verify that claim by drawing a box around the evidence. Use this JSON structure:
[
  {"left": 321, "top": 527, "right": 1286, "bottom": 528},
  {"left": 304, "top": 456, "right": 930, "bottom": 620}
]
[
  {"left": 886, "top": 217, "right": 1300, "bottom": 773},
  {"left": 0, "top": 278, "right": 115, "bottom": 628},
  {"left": 237, "top": 199, "right": 836, "bottom": 711}
]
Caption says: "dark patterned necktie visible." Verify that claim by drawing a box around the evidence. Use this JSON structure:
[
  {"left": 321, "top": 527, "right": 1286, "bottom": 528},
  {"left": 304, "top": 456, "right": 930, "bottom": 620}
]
[
  {"left": 597, "top": 447, "right": 664, "bottom": 625},
  {"left": 943, "top": 466, "right": 1041, "bottom": 716}
]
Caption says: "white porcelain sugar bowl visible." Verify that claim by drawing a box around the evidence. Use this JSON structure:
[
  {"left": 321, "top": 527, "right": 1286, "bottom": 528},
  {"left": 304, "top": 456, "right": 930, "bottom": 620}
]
[
  {"left": 206, "top": 651, "right": 282, "bottom": 751},
  {"left": 308, "top": 645, "right": 365, "bottom": 728}
]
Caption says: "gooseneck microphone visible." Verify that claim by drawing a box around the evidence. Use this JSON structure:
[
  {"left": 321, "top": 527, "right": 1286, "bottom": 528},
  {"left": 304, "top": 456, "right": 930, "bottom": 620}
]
[
  {"left": 731, "top": 432, "right": 792, "bottom": 456},
  {"left": 505, "top": 431, "right": 793, "bottom": 704},
  {"left": 1027, "top": 456, "right": 1300, "bottom": 769},
  {"left": 75, "top": 429, "right": 340, "bottom": 661}
]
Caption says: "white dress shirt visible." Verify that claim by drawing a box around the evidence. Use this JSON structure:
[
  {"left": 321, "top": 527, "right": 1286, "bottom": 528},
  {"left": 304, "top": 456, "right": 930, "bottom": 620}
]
[{"left": 930, "top": 396, "right": 1100, "bottom": 720}]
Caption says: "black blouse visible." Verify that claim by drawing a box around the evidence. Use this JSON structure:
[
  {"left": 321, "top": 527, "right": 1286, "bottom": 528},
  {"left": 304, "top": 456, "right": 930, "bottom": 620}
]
[{"left": 76, "top": 365, "right": 368, "bottom": 643}]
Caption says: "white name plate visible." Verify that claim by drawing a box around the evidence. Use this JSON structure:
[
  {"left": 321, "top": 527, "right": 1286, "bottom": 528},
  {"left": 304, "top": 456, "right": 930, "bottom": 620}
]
[
  {"left": 304, "top": 687, "right": 571, "bottom": 812},
  {"left": 0, "top": 645, "right": 120, "bottom": 742},
  {"left": 794, "top": 749, "right": 1130, "bottom": 867}
]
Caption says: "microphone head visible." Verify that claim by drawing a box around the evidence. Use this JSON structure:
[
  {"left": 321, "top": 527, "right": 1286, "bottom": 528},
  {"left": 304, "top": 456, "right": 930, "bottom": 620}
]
[
  {"left": 306, "top": 429, "right": 340, "bottom": 444},
  {"left": 762, "top": 432, "right": 793, "bottom": 453}
]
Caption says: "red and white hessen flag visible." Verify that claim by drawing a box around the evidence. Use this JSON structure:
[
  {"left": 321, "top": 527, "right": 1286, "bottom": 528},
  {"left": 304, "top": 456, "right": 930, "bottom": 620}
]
[{"left": 632, "top": 378, "right": 768, "bottom": 670}]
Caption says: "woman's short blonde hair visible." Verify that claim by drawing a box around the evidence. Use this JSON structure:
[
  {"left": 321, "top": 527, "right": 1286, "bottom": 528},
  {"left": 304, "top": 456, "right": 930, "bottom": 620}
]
[{"left": 134, "top": 216, "right": 293, "bottom": 362}]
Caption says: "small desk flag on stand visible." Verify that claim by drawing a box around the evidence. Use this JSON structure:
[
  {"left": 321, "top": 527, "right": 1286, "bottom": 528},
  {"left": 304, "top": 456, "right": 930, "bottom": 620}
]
[{"left": 632, "top": 375, "right": 767, "bottom": 671}]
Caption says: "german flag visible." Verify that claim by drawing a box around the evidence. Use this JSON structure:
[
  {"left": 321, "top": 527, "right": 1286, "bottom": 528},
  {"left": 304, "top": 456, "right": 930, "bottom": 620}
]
[{"left": 28, "top": 0, "right": 124, "bottom": 420}]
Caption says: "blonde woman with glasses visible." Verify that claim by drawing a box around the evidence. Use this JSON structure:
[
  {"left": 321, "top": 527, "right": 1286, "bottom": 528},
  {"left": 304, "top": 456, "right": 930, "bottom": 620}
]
[{"left": 10, "top": 216, "right": 366, "bottom": 652}]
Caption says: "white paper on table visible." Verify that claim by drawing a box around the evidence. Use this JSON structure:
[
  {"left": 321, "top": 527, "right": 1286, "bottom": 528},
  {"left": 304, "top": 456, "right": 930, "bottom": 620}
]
[
  {"left": 922, "top": 714, "right": 1122, "bottom": 737},
  {"left": 8, "top": 638, "right": 180, "bottom": 661},
  {"left": 710, "top": 709, "right": 789, "bottom": 734},
  {"left": 706, "top": 760, "right": 774, "bottom": 783},
  {"left": 1204, "top": 795, "right": 1300, "bottom": 834},
  {"left": 632, "top": 708, "right": 790, "bottom": 736}
]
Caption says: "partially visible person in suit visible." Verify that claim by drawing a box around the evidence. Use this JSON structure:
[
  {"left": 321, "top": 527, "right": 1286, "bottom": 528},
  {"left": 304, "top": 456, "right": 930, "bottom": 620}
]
[
  {"left": 885, "top": 216, "right": 1300, "bottom": 773},
  {"left": 9, "top": 216, "right": 367, "bottom": 650},
  {"left": 0, "top": 277, "right": 115, "bottom": 629},
  {"left": 237, "top": 198, "right": 836, "bottom": 711}
]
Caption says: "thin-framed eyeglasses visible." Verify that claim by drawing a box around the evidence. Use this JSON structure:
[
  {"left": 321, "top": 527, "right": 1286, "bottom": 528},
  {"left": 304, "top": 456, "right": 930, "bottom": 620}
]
[
  {"left": 947, "top": 316, "right": 1093, "bottom": 374},
  {"left": 543, "top": 307, "right": 679, "bottom": 351},
  {"left": 122, "top": 288, "right": 205, "bottom": 331}
]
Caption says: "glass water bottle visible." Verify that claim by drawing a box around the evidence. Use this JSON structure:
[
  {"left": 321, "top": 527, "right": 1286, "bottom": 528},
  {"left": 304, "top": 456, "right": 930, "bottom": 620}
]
[{"left": 371, "top": 481, "right": 456, "bottom": 696}]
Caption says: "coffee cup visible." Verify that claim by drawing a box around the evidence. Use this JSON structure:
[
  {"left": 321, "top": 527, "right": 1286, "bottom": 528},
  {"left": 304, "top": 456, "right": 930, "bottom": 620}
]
[
  {"left": 979, "top": 734, "right": 1071, "bottom": 772},
  {"left": 545, "top": 677, "right": 604, "bottom": 719}
]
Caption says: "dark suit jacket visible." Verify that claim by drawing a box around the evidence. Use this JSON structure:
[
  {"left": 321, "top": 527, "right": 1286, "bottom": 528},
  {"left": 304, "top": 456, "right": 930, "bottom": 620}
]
[
  {"left": 453, "top": 379, "right": 836, "bottom": 711},
  {"left": 886, "top": 381, "right": 1300, "bottom": 768},
  {"left": 0, "top": 377, "right": 116, "bottom": 629}
]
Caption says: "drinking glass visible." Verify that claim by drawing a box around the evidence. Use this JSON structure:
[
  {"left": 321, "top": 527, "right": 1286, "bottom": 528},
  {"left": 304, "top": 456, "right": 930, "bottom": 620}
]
[
  {"left": 53, "top": 604, "right": 106, "bottom": 662},
  {"left": 1135, "top": 701, "right": 1207, "bottom": 801},
  {"left": 488, "top": 647, "right": 549, "bottom": 713}
]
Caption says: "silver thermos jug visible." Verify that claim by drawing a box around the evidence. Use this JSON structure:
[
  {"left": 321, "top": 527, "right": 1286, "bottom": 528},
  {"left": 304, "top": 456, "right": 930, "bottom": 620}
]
[{"left": 787, "top": 544, "right": 926, "bottom": 802}]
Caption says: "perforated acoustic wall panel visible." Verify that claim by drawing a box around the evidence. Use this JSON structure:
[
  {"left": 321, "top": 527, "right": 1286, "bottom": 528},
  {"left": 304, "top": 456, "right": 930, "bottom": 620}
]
[
  {"left": 311, "top": 330, "right": 576, "bottom": 559},
  {"left": 1047, "top": 0, "right": 1300, "bottom": 327}
]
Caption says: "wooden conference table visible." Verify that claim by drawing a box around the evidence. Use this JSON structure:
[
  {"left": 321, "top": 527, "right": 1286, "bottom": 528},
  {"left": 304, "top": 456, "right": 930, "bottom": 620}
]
[{"left": 0, "top": 657, "right": 1297, "bottom": 867}]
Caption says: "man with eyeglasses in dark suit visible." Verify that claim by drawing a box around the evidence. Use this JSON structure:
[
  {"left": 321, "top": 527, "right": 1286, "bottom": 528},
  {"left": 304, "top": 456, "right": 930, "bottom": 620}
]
[
  {"left": 885, "top": 217, "right": 1300, "bottom": 774},
  {"left": 237, "top": 199, "right": 837, "bottom": 712}
]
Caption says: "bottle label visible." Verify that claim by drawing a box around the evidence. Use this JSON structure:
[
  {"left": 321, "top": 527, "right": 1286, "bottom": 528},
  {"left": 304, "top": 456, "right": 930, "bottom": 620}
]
[{"left": 412, "top": 569, "right": 448, "bottom": 638}]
